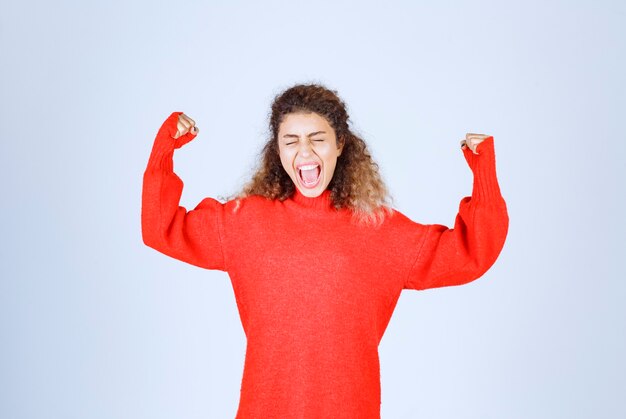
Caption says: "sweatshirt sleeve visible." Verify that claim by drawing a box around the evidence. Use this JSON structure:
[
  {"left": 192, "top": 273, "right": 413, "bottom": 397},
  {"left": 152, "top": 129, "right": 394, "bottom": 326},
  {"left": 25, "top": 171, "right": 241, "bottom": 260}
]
[
  {"left": 403, "top": 136, "right": 509, "bottom": 290},
  {"left": 141, "top": 111, "right": 227, "bottom": 271}
]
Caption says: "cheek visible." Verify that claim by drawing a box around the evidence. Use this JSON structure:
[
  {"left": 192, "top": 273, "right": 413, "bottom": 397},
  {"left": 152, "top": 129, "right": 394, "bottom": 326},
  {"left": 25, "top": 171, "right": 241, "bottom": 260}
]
[
  {"left": 324, "top": 156, "right": 339, "bottom": 177},
  {"left": 278, "top": 150, "right": 294, "bottom": 172}
]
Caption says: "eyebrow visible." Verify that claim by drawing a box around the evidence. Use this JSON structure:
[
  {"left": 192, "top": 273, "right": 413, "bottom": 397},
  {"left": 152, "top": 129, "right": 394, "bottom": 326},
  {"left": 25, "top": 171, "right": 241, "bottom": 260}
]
[{"left": 282, "top": 131, "right": 326, "bottom": 139}]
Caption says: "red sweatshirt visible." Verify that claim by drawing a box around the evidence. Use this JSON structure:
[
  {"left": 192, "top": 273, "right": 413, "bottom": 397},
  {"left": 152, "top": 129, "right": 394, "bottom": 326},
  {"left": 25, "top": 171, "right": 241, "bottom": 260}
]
[{"left": 142, "top": 112, "right": 509, "bottom": 418}]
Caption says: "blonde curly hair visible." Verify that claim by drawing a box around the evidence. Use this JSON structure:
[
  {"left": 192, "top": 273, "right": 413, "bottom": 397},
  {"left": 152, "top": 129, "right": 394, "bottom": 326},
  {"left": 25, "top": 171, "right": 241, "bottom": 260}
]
[{"left": 233, "top": 82, "right": 393, "bottom": 226}]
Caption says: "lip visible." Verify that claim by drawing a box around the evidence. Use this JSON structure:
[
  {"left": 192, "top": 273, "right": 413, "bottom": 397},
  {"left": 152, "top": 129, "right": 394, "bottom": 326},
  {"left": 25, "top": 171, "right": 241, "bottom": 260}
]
[
  {"left": 296, "top": 161, "right": 321, "bottom": 170},
  {"left": 295, "top": 161, "right": 322, "bottom": 189}
]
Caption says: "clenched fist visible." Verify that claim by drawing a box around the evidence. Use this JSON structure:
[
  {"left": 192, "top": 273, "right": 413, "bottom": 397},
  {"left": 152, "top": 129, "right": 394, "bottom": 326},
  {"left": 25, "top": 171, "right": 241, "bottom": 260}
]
[
  {"left": 174, "top": 113, "right": 199, "bottom": 139},
  {"left": 460, "top": 133, "right": 491, "bottom": 154}
]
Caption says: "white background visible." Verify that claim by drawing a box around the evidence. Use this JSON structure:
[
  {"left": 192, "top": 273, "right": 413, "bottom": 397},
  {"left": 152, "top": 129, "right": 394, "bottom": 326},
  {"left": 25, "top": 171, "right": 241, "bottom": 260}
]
[{"left": 1, "top": 1, "right": 624, "bottom": 418}]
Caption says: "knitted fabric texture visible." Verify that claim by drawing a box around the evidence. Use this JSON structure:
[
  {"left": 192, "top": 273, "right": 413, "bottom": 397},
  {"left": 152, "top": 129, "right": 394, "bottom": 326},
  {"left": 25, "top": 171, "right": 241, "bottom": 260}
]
[{"left": 141, "top": 111, "right": 510, "bottom": 418}]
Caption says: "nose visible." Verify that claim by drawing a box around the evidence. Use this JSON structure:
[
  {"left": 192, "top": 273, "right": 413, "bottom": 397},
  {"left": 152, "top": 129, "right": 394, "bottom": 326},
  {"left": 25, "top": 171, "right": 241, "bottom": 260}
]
[{"left": 298, "top": 139, "right": 313, "bottom": 157}]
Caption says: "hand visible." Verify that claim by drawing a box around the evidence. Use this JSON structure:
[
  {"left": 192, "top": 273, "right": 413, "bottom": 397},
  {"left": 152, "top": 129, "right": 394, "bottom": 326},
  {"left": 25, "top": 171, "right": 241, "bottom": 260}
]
[
  {"left": 174, "top": 113, "right": 199, "bottom": 139},
  {"left": 460, "top": 133, "right": 490, "bottom": 154}
]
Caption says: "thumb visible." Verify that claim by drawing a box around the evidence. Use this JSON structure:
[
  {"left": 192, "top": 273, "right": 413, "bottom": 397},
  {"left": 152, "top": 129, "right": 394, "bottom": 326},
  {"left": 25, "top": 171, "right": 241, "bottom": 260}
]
[{"left": 174, "top": 125, "right": 199, "bottom": 149}]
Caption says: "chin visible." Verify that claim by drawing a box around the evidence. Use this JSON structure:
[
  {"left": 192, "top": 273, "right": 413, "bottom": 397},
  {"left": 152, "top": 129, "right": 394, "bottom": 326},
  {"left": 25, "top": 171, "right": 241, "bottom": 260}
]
[
  {"left": 292, "top": 170, "right": 326, "bottom": 197},
  {"left": 297, "top": 182, "right": 328, "bottom": 198}
]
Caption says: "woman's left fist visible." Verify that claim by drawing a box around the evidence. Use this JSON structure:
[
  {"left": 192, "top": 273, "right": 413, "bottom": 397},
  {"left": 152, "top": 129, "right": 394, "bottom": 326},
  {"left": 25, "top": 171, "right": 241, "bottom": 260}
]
[{"left": 460, "top": 133, "right": 490, "bottom": 154}]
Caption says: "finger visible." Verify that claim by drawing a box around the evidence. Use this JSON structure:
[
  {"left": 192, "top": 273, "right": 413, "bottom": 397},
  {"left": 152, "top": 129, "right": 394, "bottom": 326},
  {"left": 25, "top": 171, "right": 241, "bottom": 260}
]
[
  {"left": 178, "top": 119, "right": 191, "bottom": 133},
  {"left": 184, "top": 115, "right": 198, "bottom": 134},
  {"left": 178, "top": 114, "right": 191, "bottom": 128},
  {"left": 173, "top": 120, "right": 184, "bottom": 139},
  {"left": 180, "top": 112, "right": 192, "bottom": 121},
  {"left": 182, "top": 114, "right": 196, "bottom": 126},
  {"left": 178, "top": 114, "right": 193, "bottom": 129},
  {"left": 187, "top": 119, "right": 197, "bottom": 133},
  {"left": 180, "top": 115, "right": 197, "bottom": 135},
  {"left": 175, "top": 121, "right": 190, "bottom": 139},
  {"left": 176, "top": 122, "right": 187, "bottom": 137},
  {"left": 466, "top": 133, "right": 486, "bottom": 140},
  {"left": 468, "top": 139, "right": 481, "bottom": 154}
]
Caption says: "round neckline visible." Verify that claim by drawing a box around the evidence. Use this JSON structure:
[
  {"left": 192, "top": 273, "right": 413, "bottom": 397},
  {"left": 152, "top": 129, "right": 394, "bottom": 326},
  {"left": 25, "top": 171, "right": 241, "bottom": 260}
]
[{"left": 291, "top": 188, "right": 334, "bottom": 210}]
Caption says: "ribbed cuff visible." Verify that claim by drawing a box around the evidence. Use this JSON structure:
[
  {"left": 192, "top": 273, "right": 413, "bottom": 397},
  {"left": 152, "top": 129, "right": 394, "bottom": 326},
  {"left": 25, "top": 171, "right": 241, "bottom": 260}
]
[
  {"left": 145, "top": 111, "right": 185, "bottom": 172},
  {"left": 462, "top": 136, "right": 504, "bottom": 203},
  {"left": 146, "top": 135, "right": 176, "bottom": 172}
]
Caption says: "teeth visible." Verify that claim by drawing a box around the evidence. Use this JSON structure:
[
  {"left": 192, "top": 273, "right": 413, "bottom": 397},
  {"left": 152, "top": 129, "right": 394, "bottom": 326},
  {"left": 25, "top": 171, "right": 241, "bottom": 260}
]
[{"left": 299, "top": 164, "right": 319, "bottom": 170}]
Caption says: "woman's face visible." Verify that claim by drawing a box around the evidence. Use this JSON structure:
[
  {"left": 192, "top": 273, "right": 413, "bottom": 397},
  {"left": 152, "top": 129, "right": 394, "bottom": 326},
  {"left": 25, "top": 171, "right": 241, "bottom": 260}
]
[{"left": 277, "top": 112, "right": 343, "bottom": 198}]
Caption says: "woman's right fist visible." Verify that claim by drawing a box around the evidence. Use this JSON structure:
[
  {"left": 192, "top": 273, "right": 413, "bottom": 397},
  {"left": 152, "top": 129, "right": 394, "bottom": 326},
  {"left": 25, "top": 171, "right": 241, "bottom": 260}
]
[
  {"left": 157, "top": 111, "right": 199, "bottom": 149},
  {"left": 174, "top": 113, "right": 199, "bottom": 139}
]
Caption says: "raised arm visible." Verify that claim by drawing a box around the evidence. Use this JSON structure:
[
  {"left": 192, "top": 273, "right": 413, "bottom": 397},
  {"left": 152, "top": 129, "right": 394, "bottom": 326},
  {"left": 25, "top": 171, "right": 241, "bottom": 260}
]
[
  {"left": 141, "top": 111, "right": 227, "bottom": 271},
  {"left": 404, "top": 136, "right": 509, "bottom": 290}
]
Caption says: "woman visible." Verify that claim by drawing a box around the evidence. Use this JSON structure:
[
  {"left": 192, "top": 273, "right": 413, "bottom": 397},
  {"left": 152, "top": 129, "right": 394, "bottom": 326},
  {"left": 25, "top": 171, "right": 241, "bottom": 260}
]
[{"left": 141, "top": 83, "right": 509, "bottom": 418}]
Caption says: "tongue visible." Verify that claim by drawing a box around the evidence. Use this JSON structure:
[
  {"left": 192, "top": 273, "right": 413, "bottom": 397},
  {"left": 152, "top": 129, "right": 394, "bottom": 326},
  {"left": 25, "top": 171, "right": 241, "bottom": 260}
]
[{"left": 301, "top": 166, "right": 320, "bottom": 183}]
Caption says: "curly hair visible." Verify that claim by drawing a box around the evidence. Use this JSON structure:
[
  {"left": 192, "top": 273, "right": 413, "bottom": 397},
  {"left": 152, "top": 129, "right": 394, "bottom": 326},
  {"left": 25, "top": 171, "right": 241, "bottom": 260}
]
[{"left": 233, "top": 82, "right": 393, "bottom": 226}]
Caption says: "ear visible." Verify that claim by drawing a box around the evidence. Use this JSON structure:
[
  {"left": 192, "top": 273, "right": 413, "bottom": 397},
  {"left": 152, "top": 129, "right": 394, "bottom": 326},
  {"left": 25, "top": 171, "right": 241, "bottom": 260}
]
[{"left": 337, "top": 136, "right": 345, "bottom": 156}]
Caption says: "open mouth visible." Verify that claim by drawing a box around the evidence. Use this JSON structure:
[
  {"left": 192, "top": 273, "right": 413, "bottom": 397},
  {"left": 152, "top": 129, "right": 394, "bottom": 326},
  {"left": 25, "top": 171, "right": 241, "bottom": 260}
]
[{"left": 297, "top": 163, "right": 321, "bottom": 188}]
